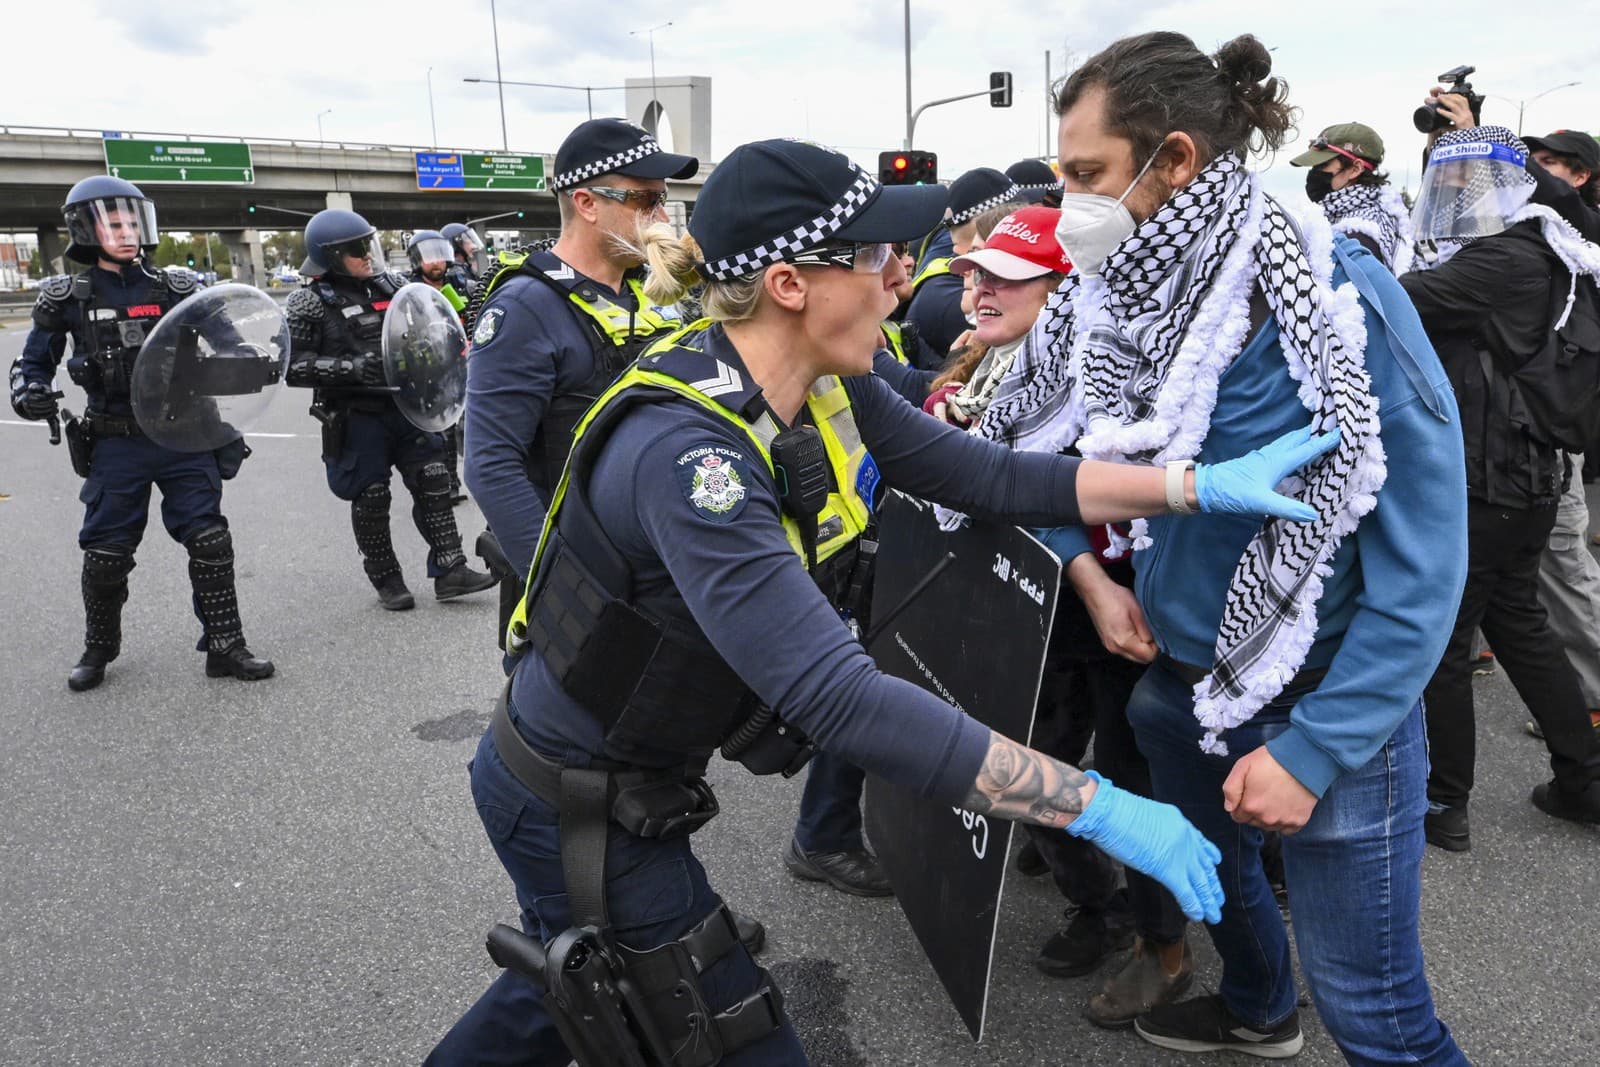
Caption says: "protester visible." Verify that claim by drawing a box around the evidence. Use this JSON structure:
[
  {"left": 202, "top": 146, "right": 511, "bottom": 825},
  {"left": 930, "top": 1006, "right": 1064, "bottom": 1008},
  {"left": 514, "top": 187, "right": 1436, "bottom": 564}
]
[
  {"left": 1291, "top": 122, "right": 1414, "bottom": 273},
  {"left": 902, "top": 167, "right": 1022, "bottom": 363},
  {"left": 973, "top": 31, "right": 1470, "bottom": 1062},
  {"left": 1404, "top": 125, "right": 1600, "bottom": 846}
]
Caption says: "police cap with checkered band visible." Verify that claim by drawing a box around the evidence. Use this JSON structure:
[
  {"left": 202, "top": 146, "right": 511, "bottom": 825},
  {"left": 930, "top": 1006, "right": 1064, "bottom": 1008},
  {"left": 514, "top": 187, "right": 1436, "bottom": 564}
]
[
  {"left": 550, "top": 118, "right": 700, "bottom": 191},
  {"left": 689, "top": 139, "right": 950, "bottom": 282}
]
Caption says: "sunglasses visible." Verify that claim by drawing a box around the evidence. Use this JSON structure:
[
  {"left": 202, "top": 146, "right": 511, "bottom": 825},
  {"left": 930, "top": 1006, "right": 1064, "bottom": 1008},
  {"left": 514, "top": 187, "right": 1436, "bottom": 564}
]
[
  {"left": 1308, "top": 138, "right": 1375, "bottom": 171},
  {"left": 331, "top": 241, "right": 375, "bottom": 259},
  {"left": 788, "top": 242, "right": 894, "bottom": 274},
  {"left": 579, "top": 186, "right": 671, "bottom": 211}
]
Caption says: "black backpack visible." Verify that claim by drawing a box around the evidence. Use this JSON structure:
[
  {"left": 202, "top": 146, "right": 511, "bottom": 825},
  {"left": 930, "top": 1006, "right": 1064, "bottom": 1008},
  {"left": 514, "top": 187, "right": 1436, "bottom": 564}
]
[{"left": 1500, "top": 265, "right": 1600, "bottom": 454}]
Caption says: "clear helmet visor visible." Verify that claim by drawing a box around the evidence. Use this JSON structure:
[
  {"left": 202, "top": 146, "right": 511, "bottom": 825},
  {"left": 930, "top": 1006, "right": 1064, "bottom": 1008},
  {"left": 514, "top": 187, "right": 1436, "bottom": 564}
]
[
  {"left": 452, "top": 227, "right": 489, "bottom": 276},
  {"left": 66, "top": 197, "right": 158, "bottom": 254},
  {"left": 323, "top": 232, "right": 386, "bottom": 278},
  {"left": 408, "top": 237, "right": 454, "bottom": 272},
  {"left": 1412, "top": 141, "right": 1534, "bottom": 243}
]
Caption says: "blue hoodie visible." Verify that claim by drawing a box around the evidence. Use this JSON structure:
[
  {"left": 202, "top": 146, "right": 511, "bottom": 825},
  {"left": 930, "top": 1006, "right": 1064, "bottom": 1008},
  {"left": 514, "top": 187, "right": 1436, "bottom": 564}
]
[{"left": 1038, "top": 236, "right": 1467, "bottom": 796}]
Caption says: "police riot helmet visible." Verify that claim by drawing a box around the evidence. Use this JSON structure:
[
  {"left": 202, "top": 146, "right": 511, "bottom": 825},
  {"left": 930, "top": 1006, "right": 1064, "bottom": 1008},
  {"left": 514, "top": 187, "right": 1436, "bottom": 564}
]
[
  {"left": 406, "top": 229, "right": 453, "bottom": 274},
  {"left": 62, "top": 175, "right": 159, "bottom": 265},
  {"left": 302, "top": 208, "right": 385, "bottom": 277},
  {"left": 440, "top": 222, "right": 489, "bottom": 279},
  {"left": 1412, "top": 125, "right": 1535, "bottom": 244}
]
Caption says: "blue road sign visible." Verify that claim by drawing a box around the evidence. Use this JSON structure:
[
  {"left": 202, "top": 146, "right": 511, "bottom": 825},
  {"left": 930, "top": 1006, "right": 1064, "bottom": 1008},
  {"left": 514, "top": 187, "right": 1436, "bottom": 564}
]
[{"left": 415, "top": 152, "right": 465, "bottom": 190}]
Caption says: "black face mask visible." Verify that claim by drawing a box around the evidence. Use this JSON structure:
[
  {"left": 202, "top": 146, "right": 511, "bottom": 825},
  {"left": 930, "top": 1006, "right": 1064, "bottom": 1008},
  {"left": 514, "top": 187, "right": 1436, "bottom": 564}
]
[{"left": 1305, "top": 168, "right": 1336, "bottom": 203}]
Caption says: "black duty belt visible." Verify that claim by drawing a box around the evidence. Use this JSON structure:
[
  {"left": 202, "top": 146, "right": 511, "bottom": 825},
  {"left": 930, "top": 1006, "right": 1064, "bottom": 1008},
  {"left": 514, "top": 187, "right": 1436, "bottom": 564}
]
[
  {"left": 1156, "top": 653, "right": 1329, "bottom": 696},
  {"left": 490, "top": 686, "right": 719, "bottom": 841},
  {"left": 82, "top": 410, "right": 143, "bottom": 438}
]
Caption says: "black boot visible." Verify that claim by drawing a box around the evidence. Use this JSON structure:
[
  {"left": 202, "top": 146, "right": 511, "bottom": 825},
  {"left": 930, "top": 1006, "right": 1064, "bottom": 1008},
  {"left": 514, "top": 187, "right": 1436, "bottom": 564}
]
[
  {"left": 408, "top": 460, "right": 494, "bottom": 600},
  {"left": 353, "top": 483, "right": 407, "bottom": 606},
  {"left": 206, "top": 641, "right": 275, "bottom": 680},
  {"left": 70, "top": 546, "right": 134, "bottom": 693},
  {"left": 435, "top": 559, "right": 497, "bottom": 601}
]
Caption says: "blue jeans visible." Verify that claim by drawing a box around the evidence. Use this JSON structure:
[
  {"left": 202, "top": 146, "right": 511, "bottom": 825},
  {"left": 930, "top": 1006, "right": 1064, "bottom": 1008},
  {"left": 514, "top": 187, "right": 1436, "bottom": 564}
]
[
  {"left": 1127, "top": 661, "right": 1466, "bottom": 1066},
  {"left": 426, "top": 727, "right": 807, "bottom": 1066},
  {"left": 793, "top": 751, "right": 866, "bottom": 853}
]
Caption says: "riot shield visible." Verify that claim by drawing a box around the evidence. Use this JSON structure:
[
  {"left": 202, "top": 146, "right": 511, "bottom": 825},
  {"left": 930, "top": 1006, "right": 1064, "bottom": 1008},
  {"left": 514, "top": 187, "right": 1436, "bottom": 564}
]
[
  {"left": 382, "top": 282, "right": 468, "bottom": 433},
  {"left": 131, "top": 284, "right": 289, "bottom": 452},
  {"left": 863, "top": 491, "right": 1061, "bottom": 1042}
]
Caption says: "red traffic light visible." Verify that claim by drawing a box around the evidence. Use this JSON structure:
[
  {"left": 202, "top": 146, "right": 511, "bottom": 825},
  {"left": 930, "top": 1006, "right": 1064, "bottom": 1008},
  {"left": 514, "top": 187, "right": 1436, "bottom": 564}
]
[
  {"left": 893, "top": 156, "right": 909, "bottom": 171},
  {"left": 879, "top": 150, "right": 937, "bottom": 185}
]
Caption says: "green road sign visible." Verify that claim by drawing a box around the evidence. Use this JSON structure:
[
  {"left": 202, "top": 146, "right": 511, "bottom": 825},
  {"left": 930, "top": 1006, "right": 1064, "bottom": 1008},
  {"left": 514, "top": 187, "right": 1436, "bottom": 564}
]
[
  {"left": 461, "top": 153, "right": 548, "bottom": 191},
  {"left": 103, "top": 139, "right": 255, "bottom": 184}
]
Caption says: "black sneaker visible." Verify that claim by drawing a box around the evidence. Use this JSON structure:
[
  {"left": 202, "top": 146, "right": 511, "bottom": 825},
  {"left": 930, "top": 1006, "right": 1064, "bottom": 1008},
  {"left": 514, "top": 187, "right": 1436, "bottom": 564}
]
[
  {"left": 434, "top": 560, "right": 497, "bottom": 601},
  {"left": 205, "top": 642, "right": 275, "bottom": 681},
  {"left": 1036, "top": 903, "right": 1134, "bottom": 978},
  {"left": 1135, "top": 994, "right": 1303, "bottom": 1059},
  {"left": 783, "top": 837, "right": 893, "bottom": 897},
  {"left": 1531, "top": 780, "right": 1600, "bottom": 825},
  {"left": 375, "top": 573, "right": 415, "bottom": 611},
  {"left": 1424, "top": 801, "right": 1470, "bottom": 852}
]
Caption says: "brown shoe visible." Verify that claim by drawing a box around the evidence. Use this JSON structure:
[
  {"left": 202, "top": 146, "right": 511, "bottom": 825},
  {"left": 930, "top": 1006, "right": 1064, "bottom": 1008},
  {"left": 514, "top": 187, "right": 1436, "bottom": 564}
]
[{"left": 1085, "top": 937, "right": 1194, "bottom": 1030}]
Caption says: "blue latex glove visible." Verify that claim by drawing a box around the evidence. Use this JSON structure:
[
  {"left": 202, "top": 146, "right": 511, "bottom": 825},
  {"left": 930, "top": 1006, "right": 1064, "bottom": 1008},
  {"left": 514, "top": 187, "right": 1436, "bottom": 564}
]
[
  {"left": 1066, "top": 771, "right": 1223, "bottom": 924},
  {"left": 1193, "top": 424, "right": 1341, "bottom": 522}
]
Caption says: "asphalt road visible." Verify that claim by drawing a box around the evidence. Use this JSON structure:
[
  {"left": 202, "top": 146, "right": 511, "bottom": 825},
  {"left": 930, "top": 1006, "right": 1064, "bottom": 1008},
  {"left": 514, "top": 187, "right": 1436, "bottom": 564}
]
[{"left": 2, "top": 318, "right": 1598, "bottom": 1065}]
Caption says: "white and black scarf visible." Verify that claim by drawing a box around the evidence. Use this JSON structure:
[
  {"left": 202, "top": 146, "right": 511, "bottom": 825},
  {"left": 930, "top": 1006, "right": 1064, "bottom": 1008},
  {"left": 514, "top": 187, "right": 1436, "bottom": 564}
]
[
  {"left": 970, "top": 154, "right": 1386, "bottom": 753},
  {"left": 1321, "top": 183, "right": 1414, "bottom": 274}
]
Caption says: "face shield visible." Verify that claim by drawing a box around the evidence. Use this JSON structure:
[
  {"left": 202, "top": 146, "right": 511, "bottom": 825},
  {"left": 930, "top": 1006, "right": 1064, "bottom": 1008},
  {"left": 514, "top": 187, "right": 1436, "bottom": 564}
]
[
  {"left": 323, "top": 232, "right": 386, "bottom": 278},
  {"left": 1412, "top": 140, "right": 1534, "bottom": 243},
  {"left": 65, "top": 196, "right": 159, "bottom": 257},
  {"left": 450, "top": 227, "right": 489, "bottom": 278},
  {"left": 408, "top": 236, "right": 454, "bottom": 274}
]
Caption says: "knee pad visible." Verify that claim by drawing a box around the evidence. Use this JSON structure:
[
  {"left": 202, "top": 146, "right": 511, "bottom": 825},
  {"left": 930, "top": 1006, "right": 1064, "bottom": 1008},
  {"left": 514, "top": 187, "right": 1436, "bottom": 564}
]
[
  {"left": 354, "top": 482, "right": 392, "bottom": 517},
  {"left": 410, "top": 461, "right": 452, "bottom": 498},
  {"left": 184, "top": 525, "right": 233, "bottom": 563},
  {"left": 83, "top": 544, "right": 135, "bottom": 595}
]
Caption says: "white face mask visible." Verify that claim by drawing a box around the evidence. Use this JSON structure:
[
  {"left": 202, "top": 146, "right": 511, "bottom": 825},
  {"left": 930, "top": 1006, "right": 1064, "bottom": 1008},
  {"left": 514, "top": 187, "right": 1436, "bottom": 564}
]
[{"left": 1054, "top": 143, "right": 1165, "bottom": 277}]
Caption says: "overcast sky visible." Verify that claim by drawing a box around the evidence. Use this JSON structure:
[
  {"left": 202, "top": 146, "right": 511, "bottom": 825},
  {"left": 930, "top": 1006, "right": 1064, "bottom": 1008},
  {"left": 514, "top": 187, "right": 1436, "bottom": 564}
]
[{"left": 12, "top": 1, "right": 1599, "bottom": 206}]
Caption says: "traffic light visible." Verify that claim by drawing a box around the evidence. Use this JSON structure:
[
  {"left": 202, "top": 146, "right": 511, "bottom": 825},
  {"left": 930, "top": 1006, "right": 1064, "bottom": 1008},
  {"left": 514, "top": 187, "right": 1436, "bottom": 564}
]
[
  {"left": 247, "top": 203, "right": 257, "bottom": 214},
  {"left": 516, "top": 210, "right": 525, "bottom": 219},
  {"left": 878, "top": 150, "right": 937, "bottom": 186},
  {"left": 989, "top": 71, "right": 1013, "bottom": 108},
  {"left": 186, "top": 254, "right": 196, "bottom": 268}
]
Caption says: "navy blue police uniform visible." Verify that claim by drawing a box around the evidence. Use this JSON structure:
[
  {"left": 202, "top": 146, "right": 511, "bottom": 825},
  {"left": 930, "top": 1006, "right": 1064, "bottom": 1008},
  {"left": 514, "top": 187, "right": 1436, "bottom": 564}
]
[
  {"left": 428, "top": 319, "right": 1092, "bottom": 1065},
  {"left": 10, "top": 178, "right": 272, "bottom": 690}
]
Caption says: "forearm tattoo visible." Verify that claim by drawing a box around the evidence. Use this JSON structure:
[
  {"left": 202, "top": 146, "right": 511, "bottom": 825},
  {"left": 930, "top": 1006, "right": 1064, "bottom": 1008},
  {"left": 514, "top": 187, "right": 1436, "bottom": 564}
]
[{"left": 962, "top": 731, "right": 1091, "bottom": 829}]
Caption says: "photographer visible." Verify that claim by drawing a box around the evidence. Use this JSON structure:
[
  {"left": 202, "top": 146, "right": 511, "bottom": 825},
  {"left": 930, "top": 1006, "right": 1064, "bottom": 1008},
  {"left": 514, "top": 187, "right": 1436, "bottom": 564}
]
[{"left": 1402, "top": 126, "right": 1600, "bottom": 848}]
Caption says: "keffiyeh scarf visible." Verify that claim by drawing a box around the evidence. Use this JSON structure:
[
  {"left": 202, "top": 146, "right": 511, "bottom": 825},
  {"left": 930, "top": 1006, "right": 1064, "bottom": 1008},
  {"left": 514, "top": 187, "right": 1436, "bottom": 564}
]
[
  {"left": 1321, "top": 183, "right": 1415, "bottom": 274},
  {"left": 970, "top": 154, "right": 1386, "bottom": 753}
]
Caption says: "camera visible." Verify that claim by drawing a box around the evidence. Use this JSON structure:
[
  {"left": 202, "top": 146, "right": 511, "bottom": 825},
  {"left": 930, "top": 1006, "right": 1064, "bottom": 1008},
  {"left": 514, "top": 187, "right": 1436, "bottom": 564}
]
[{"left": 1413, "top": 65, "right": 1485, "bottom": 134}]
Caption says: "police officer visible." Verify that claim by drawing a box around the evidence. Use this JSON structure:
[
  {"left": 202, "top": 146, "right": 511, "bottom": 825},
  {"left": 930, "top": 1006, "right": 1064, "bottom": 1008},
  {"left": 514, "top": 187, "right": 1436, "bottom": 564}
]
[
  {"left": 462, "top": 117, "right": 696, "bottom": 640},
  {"left": 440, "top": 222, "right": 489, "bottom": 291},
  {"left": 1007, "top": 157, "right": 1063, "bottom": 206},
  {"left": 284, "top": 209, "right": 495, "bottom": 610},
  {"left": 426, "top": 138, "right": 1336, "bottom": 1065},
  {"left": 901, "top": 166, "right": 1023, "bottom": 364},
  {"left": 407, "top": 229, "right": 470, "bottom": 502},
  {"left": 8, "top": 176, "right": 273, "bottom": 691}
]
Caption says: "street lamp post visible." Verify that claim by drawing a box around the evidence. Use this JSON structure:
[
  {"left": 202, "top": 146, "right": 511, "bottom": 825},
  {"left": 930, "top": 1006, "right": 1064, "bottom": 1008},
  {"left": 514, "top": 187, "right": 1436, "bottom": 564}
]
[
  {"left": 316, "top": 108, "right": 332, "bottom": 144},
  {"left": 427, "top": 67, "right": 438, "bottom": 148},
  {"left": 489, "top": 0, "right": 509, "bottom": 150},
  {"left": 630, "top": 21, "right": 673, "bottom": 135},
  {"left": 1486, "top": 81, "right": 1582, "bottom": 135},
  {"left": 903, "top": 0, "right": 913, "bottom": 150}
]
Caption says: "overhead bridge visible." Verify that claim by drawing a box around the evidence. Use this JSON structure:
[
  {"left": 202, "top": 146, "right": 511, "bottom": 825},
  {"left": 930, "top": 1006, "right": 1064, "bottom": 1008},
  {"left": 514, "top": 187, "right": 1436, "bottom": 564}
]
[{"left": 0, "top": 125, "right": 707, "bottom": 286}]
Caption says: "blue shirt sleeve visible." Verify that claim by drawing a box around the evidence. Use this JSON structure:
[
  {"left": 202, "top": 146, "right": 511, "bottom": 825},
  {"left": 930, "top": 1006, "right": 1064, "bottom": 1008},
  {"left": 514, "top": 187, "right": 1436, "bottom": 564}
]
[
  {"left": 611, "top": 408, "right": 993, "bottom": 801},
  {"left": 462, "top": 277, "right": 568, "bottom": 579},
  {"left": 846, "top": 373, "right": 1083, "bottom": 526}
]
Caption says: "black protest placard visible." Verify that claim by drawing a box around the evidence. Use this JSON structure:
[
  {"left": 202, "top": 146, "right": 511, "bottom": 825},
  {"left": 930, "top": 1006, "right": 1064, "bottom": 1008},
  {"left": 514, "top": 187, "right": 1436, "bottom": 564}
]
[{"left": 864, "top": 492, "right": 1060, "bottom": 1041}]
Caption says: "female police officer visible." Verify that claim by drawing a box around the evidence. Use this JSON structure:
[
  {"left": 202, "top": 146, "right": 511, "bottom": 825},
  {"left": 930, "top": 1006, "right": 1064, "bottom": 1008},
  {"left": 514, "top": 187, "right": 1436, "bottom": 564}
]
[{"left": 427, "top": 139, "right": 1336, "bottom": 1066}]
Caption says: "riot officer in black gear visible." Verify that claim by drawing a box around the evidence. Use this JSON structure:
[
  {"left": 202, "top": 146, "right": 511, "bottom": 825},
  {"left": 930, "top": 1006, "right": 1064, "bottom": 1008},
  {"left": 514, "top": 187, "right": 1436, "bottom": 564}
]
[
  {"left": 284, "top": 209, "right": 495, "bottom": 610},
  {"left": 9, "top": 175, "right": 274, "bottom": 691},
  {"left": 407, "top": 229, "right": 469, "bottom": 503},
  {"left": 441, "top": 222, "right": 488, "bottom": 290}
]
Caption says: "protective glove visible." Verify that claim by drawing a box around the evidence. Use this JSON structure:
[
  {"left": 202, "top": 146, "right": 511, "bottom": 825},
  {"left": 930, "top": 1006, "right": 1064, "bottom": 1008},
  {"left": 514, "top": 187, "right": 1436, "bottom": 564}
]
[
  {"left": 1066, "top": 770, "right": 1223, "bottom": 924},
  {"left": 1193, "top": 424, "right": 1341, "bottom": 522},
  {"left": 353, "top": 354, "right": 388, "bottom": 388},
  {"left": 14, "top": 381, "right": 59, "bottom": 421}
]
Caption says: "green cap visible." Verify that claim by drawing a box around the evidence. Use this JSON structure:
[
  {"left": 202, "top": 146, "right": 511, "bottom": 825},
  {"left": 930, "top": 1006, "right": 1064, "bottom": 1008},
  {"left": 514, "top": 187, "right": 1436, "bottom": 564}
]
[{"left": 1290, "top": 123, "right": 1385, "bottom": 168}]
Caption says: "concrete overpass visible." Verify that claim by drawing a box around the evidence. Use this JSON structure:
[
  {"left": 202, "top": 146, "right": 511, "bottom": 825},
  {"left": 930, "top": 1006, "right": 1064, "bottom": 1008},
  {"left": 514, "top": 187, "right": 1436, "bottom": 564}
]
[{"left": 0, "top": 125, "right": 708, "bottom": 285}]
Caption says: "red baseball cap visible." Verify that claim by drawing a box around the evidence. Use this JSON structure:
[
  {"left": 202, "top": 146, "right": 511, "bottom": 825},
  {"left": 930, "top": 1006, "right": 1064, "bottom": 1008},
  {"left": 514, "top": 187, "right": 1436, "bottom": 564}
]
[{"left": 949, "top": 206, "right": 1071, "bottom": 279}]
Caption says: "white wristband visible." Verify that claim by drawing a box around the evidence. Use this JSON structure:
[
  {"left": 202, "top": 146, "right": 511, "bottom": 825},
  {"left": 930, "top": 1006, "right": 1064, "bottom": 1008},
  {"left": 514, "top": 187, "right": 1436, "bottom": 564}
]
[{"left": 1165, "top": 460, "right": 1196, "bottom": 515}]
